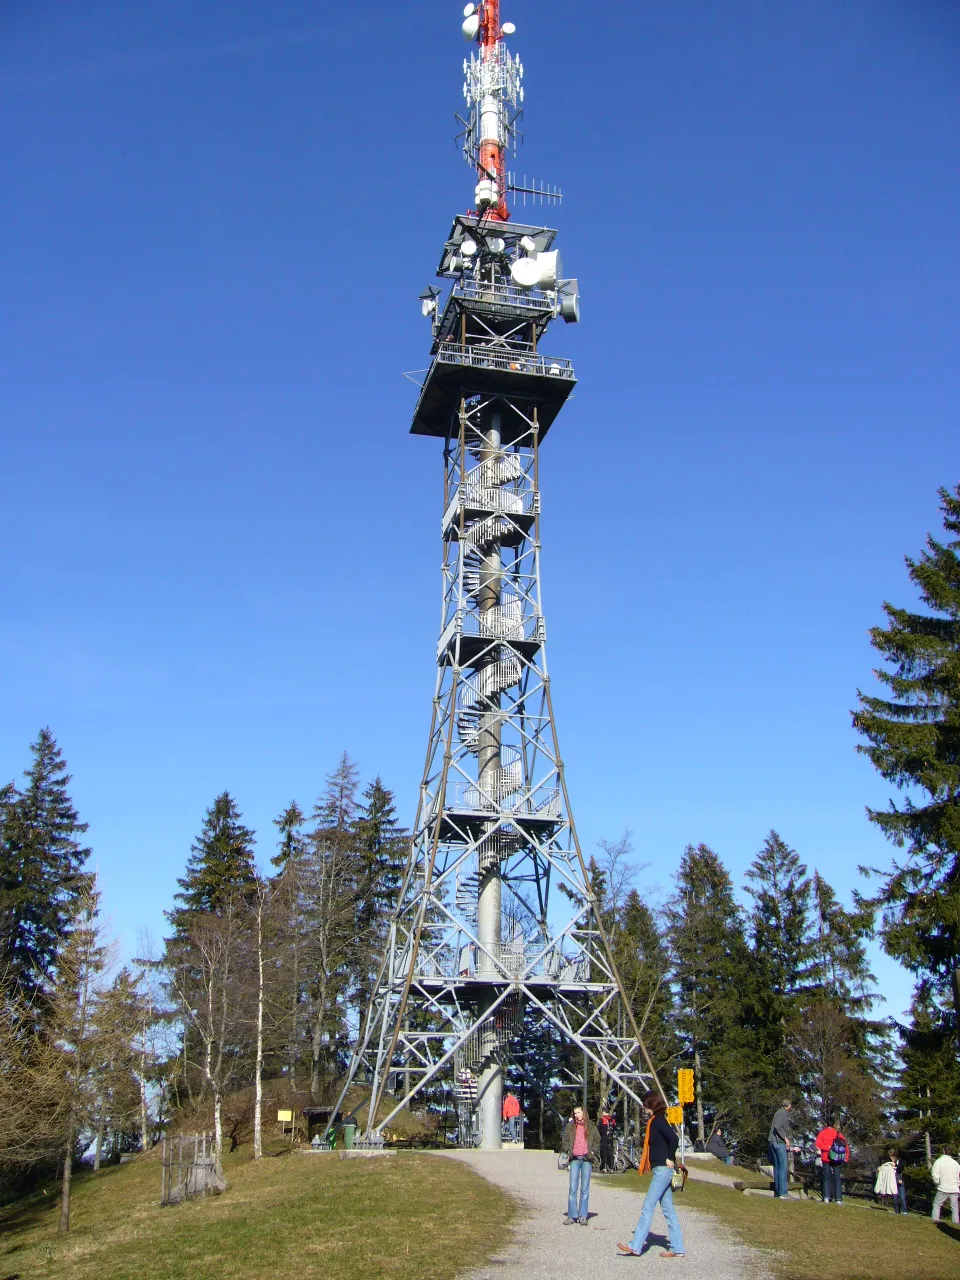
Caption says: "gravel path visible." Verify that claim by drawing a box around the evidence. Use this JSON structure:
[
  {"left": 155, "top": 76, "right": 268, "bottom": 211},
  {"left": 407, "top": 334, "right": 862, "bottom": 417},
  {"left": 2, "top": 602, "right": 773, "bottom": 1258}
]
[{"left": 444, "top": 1150, "right": 774, "bottom": 1280}]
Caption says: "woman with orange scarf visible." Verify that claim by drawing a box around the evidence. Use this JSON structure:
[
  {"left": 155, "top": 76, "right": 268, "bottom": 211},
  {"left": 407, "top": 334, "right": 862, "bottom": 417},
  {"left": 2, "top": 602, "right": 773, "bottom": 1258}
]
[{"left": 617, "top": 1092, "right": 686, "bottom": 1259}]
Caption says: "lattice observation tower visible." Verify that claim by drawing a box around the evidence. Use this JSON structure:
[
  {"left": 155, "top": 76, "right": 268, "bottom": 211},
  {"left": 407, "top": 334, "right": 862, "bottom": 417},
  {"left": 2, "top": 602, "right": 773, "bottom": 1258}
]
[{"left": 332, "top": 0, "right": 661, "bottom": 1149}]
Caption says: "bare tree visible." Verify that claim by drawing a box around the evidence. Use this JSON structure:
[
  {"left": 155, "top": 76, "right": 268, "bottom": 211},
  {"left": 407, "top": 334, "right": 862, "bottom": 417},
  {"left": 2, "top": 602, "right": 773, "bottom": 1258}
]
[
  {"left": 44, "top": 882, "right": 114, "bottom": 1232},
  {"left": 165, "top": 900, "right": 247, "bottom": 1158}
]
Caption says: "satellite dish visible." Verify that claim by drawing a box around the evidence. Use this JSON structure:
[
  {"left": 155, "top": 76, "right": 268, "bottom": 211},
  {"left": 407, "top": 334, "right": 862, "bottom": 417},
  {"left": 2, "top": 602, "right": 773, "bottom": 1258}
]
[
  {"left": 463, "top": 3, "right": 476, "bottom": 14},
  {"left": 519, "top": 235, "right": 537, "bottom": 253},
  {"left": 535, "top": 250, "right": 561, "bottom": 289},
  {"left": 461, "top": 237, "right": 478, "bottom": 257},
  {"left": 559, "top": 279, "right": 580, "bottom": 324},
  {"left": 462, "top": 14, "right": 479, "bottom": 39},
  {"left": 486, "top": 236, "right": 506, "bottom": 254},
  {"left": 501, "top": 22, "right": 516, "bottom": 35},
  {"left": 510, "top": 257, "right": 541, "bottom": 289}
]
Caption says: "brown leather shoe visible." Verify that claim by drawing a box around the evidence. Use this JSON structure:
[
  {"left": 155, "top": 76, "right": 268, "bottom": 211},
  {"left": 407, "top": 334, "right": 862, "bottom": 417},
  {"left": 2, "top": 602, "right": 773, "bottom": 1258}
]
[
  {"left": 660, "top": 1251, "right": 686, "bottom": 1258},
  {"left": 617, "top": 1243, "right": 642, "bottom": 1256}
]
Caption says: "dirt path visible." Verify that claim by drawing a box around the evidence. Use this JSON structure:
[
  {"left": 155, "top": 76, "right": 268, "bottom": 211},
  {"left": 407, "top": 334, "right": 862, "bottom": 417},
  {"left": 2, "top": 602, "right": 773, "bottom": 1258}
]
[{"left": 445, "top": 1149, "right": 773, "bottom": 1279}]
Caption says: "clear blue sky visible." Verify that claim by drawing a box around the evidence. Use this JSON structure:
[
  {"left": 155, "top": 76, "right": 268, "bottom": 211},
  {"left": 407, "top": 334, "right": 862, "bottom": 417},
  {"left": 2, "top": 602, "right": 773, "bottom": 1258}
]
[{"left": 2, "top": 2, "right": 957, "bottom": 1021}]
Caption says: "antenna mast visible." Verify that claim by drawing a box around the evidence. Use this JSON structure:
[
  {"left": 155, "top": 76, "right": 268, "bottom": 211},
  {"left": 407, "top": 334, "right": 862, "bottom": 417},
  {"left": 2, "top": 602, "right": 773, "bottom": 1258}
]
[{"left": 462, "top": 0, "right": 522, "bottom": 220}]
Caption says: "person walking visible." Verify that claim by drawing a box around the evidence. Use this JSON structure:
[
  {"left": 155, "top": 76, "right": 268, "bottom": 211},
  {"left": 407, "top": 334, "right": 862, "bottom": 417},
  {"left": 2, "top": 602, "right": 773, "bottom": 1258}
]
[
  {"left": 931, "top": 1146, "right": 960, "bottom": 1224},
  {"left": 598, "top": 1106, "right": 616, "bottom": 1172},
  {"left": 560, "top": 1105, "right": 599, "bottom": 1225},
  {"left": 502, "top": 1091, "right": 521, "bottom": 1142},
  {"left": 767, "top": 1099, "right": 794, "bottom": 1199},
  {"left": 617, "top": 1092, "right": 686, "bottom": 1259},
  {"left": 814, "top": 1118, "right": 849, "bottom": 1204}
]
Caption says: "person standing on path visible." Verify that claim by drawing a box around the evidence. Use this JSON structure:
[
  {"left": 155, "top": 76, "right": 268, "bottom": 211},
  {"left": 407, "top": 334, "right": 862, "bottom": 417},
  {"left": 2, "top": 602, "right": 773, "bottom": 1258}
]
[
  {"left": 767, "top": 1099, "right": 794, "bottom": 1199},
  {"left": 561, "top": 1105, "right": 600, "bottom": 1225},
  {"left": 617, "top": 1092, "right": 686, "bottom": 1259},
  {"left": 931, "top": 1146, "right": 960, "bottom": 1224},
  {"left": 502, "top": 1091, "right": 521, "bottom": 1142},
  {"left": 814, "top": 1118, "right": 849, "bottom": 1204},
  {"left": 599, "top": 1106, "right": 616, "bottom": 1172}
]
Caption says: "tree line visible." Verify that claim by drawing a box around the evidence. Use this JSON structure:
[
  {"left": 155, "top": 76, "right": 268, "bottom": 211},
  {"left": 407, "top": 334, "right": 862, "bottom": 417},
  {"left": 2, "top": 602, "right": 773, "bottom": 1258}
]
[{"left": 1, "top": 482, "right": 958, "bottom": 1217}]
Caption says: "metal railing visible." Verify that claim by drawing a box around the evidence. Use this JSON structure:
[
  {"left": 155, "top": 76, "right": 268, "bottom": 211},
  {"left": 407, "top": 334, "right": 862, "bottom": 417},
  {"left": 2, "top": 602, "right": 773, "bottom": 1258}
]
[
  {"left": 433, "top": 343, "right": 575, "bottom": 381},
  {"left": 454, "top": 278, "right": 557, "bottom": 315}
]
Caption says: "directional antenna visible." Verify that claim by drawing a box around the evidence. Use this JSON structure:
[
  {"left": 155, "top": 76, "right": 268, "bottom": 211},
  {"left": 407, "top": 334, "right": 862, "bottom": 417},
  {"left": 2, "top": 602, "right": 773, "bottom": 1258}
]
[{"left": 507, "top": 173, "right": 564, "bottom": 208}]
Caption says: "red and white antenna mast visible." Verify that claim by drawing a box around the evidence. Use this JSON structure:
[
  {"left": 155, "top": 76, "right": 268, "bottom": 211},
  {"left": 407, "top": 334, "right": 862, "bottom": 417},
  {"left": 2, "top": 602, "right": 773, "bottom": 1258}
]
[{"left": 461, "top": 1, "right": 522, "bottom": 221}]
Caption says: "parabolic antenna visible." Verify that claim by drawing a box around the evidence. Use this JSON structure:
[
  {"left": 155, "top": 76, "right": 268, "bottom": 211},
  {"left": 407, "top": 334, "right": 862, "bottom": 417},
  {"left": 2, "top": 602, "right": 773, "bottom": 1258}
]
[
  {"left": 535, "top": 250, "right": 561, "bottom": 289},
  {"left": 510, "top": 256, "right": 541, "bottom": 288},
  {"left": 462, "top": 14, "right": 480, "bottom": 39}
]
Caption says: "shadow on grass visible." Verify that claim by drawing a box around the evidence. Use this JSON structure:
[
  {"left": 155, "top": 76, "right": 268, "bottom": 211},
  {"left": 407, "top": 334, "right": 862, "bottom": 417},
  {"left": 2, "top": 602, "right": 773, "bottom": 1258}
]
[{"left": 935, "top": 1220, "right": 960, "bottom": 1243}]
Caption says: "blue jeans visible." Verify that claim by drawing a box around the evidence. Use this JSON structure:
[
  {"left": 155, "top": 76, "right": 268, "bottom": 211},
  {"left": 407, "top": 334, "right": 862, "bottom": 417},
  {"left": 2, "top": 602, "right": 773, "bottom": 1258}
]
[
  {"left": 567, "top": 1158, "right": 591, "bottom": 1220},
  {"left": 507, "top": 1115, "right": 520, "bottom": 1141},
  {"left": 822, "top": 1163, "right": 843, "bottom": 1202},
  {"left": 629, "top": 1165, "right": 685, "bottom": 1255},
  {"left": 768, "top": 1141, "right": 788, "bottom": 1197},
  {"left": 895, "top": 1181, "right": 907, "bottom": 1214}
]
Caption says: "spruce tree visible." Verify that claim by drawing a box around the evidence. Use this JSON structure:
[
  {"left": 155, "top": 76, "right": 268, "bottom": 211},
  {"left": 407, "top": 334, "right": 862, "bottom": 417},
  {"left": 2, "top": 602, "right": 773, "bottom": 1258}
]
[
  {"left": 351, "top": 778, "right": 408, "bottom": 1014},
  {"left": 610, "top": 889, "right": 679, "bottom": 1078},
  {"left": 665, "top": 844, "right": 756, "bottom": 1147},
  {"left": 0, "top": 729, "right": 92, "bottom": 1002},
  {"left": 168, "top": 792, "right": 256, "bottom": 934},
  {"left": 745, "top": 830, "right": 814, "bottom": 1004},
  {"left": 853, "top": 483, "right": 960, "bottom": 1020},
  {"left": 303, "top": 754, "right": 363, "bottom": 1097},
  {"left": 893, "top": 983, "right": 960, "bottom": 1155}
]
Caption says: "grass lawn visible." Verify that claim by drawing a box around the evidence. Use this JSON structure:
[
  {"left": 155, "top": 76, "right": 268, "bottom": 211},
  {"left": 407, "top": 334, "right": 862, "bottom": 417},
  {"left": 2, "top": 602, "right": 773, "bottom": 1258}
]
[
  {"left": 0, "top": 1146, "right": 515, "bottom": 1280},
  {"left": 611, "top": 1171, "right": 960, "bottom": 1280}
]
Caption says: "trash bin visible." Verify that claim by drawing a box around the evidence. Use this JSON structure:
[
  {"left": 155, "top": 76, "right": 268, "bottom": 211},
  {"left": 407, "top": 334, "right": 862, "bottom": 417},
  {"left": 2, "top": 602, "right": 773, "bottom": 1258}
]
[{"left": 342, "top": 1122, "right": 356, "bottom": 1151}]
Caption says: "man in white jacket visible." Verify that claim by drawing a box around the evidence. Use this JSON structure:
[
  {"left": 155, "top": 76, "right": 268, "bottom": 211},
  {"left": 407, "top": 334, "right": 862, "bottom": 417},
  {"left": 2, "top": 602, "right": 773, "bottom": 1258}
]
[{"left": 931, "top": 1146, "right": 960, "bottom": 1224}]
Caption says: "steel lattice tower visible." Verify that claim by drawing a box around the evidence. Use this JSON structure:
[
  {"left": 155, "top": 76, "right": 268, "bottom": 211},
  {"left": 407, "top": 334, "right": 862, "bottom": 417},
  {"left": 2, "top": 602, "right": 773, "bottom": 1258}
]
[{"left": 333, "top": 0, "right": 661, "bottom": 1149}]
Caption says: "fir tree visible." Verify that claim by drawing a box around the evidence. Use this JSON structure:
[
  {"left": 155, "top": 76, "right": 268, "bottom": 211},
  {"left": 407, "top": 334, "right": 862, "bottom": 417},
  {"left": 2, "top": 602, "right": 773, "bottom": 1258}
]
[
  {"left": 745, "top": 831, "right": 814, "bottom": 1004},
  {"left": 0, "top": 729, "right": 92, "bottom": 1002},
  {"left": 271, "top": 801, "right": 309, "bottom": 1089},
  {"left": 351, "top": 778, "right": 408, "bottom": 1015},
  {"left": 665, "top": 844, "right": 756, "bottom": 1147},
  {"left": 303, "top": 754, "right": 363, "bottom": 1097},
  {"left": 168, "top": 792, "right": 256, "bottom": 933},
  {"left": 893, "top": 983, "right": 960, "bottom": 1156},
  {"left": 610, "top": 889, "right": 679, "bottom": 1079},
  {"left": 853, "top": 483, "right": 960, "bottom": 1019}
]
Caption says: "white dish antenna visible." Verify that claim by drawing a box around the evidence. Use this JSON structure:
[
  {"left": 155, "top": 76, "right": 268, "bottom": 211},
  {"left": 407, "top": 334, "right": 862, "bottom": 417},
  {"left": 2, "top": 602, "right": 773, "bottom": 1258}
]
[
  {"left": 462, "top": 13, "right": 479, "bottom": 39},
  {"left": 461, "top": 237, "right": 478, "bottom": 257},
  {"left": 510, "top": 257, "right": 541, "bottom": 289},
  {"left": 463, "top": 3, "right": 476, "bottom": 13},
  {"left": 519, "top": 235, "right": 537, "bottom": 253},
  {"left": 535, "top": 250, "right": 561, "bottom": 289},
  {"left": 501, "top": 21, "right": 516, "bottom": 34}
]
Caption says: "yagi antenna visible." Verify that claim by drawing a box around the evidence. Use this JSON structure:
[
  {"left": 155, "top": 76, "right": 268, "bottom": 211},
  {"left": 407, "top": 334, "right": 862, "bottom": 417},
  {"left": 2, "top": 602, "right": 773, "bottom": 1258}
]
[{"left": 506, "top": 172, "right": 563, "bottom": 208}]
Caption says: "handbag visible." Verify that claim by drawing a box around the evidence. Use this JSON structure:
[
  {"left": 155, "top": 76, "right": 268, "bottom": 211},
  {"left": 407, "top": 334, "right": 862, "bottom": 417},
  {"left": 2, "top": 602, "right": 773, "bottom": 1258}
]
[{"left": 558, "top": 1152, "right": 570, "bottom": 1170}]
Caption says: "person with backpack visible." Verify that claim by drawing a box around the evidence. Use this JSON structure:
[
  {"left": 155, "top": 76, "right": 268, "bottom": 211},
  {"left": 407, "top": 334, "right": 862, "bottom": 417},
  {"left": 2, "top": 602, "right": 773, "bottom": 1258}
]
[{"left": 814, "top": 1119, "right": 849, "bottom": 1204}]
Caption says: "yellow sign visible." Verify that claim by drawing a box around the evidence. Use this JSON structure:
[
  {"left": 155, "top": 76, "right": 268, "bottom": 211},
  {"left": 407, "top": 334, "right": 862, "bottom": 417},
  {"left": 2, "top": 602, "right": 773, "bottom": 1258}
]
[
  {"left": 677, "top": 1069, "right": 695, "bottom": 1104},
  {"left": 666, "top": 1105, "right": 683, "bottom": 1125},
  {"left": 277, "top": 1109, "right": 293, "bottom": 1122}
]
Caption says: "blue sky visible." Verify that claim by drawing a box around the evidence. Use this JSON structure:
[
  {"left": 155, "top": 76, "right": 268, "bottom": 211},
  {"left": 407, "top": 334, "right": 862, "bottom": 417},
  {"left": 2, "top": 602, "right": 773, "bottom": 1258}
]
[{"left": 2, "top": 1, "right": 957, "bottom": 1021}]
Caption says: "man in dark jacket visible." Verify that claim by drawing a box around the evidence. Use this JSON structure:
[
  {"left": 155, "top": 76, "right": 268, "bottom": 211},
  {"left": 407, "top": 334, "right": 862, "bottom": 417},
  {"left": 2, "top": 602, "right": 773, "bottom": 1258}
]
[{"left": 767, "top": 1100, "right": 794, "bottom": 1199}]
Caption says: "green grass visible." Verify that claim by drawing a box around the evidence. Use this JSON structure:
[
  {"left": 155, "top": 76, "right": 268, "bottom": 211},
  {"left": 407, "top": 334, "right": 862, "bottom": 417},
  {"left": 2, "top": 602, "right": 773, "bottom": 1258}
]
[
  {"left": 0, "top": 1145, "right": 515, "bottom": 1280},
  {"left": 611, "top": 1171, "right": 960, "bottom": 1280}
]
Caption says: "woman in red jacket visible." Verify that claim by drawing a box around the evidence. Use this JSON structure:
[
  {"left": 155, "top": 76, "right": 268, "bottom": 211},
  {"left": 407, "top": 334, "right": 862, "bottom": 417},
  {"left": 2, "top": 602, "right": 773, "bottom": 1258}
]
[{"left": 814, "top": 1119, "right": 849, "bottom": 1204}]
